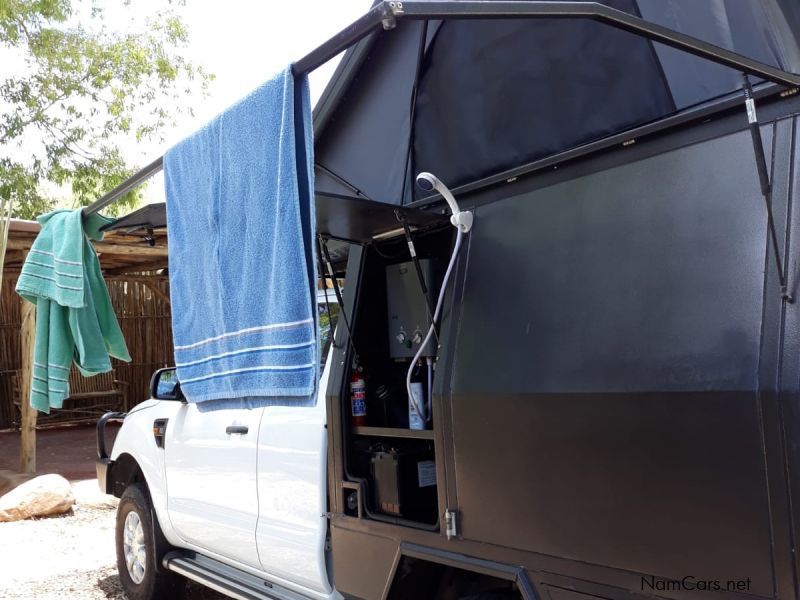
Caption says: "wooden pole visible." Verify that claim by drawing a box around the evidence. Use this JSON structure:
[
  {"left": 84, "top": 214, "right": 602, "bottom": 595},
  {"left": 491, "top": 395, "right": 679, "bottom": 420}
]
[{"left": 19, "top": 298, "right": 36, "bottom": 474}]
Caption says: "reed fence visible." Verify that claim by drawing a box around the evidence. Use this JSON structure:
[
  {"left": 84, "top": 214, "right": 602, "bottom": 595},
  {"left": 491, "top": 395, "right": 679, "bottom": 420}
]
[{"left": 0, "top": 274, "right": 173, "bottom": 429}]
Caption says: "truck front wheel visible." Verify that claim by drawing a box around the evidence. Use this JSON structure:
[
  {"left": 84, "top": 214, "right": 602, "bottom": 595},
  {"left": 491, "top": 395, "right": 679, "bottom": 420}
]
[{"left": 116, "top": 483, "right": 186, "bottom": 600}]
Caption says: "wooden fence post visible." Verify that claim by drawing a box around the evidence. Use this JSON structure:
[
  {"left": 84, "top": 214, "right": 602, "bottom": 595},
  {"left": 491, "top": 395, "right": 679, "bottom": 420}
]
[{"left": 19, "top": 298, "right": 36, "bottom": 474}]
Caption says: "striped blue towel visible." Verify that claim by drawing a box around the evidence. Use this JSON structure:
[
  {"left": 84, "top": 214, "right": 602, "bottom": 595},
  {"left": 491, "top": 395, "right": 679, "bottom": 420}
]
[{"left": 164, "top": 67, "right": 317, "bottom": 403}]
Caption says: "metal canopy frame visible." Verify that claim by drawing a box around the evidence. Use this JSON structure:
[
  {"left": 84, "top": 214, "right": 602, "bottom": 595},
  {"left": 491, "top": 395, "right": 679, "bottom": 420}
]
[{"left": 82, "top": 0, "right": 800, "bottom": 218}]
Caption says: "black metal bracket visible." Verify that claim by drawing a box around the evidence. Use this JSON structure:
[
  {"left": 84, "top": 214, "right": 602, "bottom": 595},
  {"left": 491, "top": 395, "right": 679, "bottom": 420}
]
[
  {"left": 742, "top": 74, "right": 792, "bottom": 303},
  {"left": 396, "top": 210, "right": 437, "bottom": 323},
  {"left": 318, "top": 235, "right": 359, "bottom": 358},
  {"left": 96, "top": 411, "right": 127, "bottom": 460},
  {"left": 380, "top": 1, "right": 404, "bottom": 30}
]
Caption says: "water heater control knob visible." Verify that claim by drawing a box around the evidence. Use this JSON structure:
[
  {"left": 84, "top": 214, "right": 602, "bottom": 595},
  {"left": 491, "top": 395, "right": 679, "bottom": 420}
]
[
  {"left": 411, "top": 330, "right": 423, "bottom": 345},
  {"left": 396, "top": 331, "right": 407, "bottom": 345}
]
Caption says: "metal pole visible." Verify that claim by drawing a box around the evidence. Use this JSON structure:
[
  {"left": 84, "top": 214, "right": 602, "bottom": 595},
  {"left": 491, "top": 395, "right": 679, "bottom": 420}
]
[
  {"left": 82, "top": 1, "right": 396, "bottom": 218},
  {"left": 82, "top": 0, "right": 800, "bottom": 218},
  {"left": 83, "top": 156, "right": 164, "bottom": 217}
]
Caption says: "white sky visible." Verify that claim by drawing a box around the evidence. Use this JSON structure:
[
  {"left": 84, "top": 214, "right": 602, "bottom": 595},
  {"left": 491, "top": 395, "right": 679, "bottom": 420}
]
[
  {"left": 106, "top": 0, "right": 369, "bottom": 203},
  {"left": 47, "top": 0, "right": 370, "bottom": 204}
]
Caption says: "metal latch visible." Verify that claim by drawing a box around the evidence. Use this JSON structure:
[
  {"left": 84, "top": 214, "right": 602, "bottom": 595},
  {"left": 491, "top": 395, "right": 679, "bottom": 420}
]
[{"left": 445, "top": 509, "right": 458, "bottom": 540}]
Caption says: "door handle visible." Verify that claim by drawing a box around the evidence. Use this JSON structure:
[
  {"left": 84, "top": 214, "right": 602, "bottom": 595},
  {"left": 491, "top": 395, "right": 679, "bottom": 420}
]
[{"left": 226, "top": 425, "right": 248, "bottom": 435}]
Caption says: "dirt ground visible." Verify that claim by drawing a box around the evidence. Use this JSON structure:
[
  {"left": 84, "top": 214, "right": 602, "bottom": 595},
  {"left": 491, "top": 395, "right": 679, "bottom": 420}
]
[
  {"left": 0, "top": 503, "right": 225, "bottom": 599},
  {"left": 0, "top": 505, "right": 120, "bottom": 599},
  {"left": 0, "top": 423, "right": 118, "bottom": 480},
  {"left": 0, "top": 426, "right": 224, "bottom": 599}
]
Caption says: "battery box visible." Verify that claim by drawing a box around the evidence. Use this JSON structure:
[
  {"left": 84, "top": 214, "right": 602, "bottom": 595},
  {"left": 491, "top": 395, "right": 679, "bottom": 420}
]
[{"left": 371, "top": 447, "right": 438, "bottom": 523}]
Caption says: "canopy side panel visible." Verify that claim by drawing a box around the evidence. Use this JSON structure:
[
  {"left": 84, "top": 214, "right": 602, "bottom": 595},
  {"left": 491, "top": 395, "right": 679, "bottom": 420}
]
[
  {"left": 411, "top": 0, "right": 675, "bottom": 195},
  {"left": 314, "top": 22, "right": 426, "bottom": 206},
  {"left": 638, "top": 0, "right": 800, "bottom": 109}
]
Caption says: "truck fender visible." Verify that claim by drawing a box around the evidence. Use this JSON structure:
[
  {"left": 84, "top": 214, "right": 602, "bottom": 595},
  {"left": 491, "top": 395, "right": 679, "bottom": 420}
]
[{"left": 108, "top": 399, "right": 185, "bottom": 548}]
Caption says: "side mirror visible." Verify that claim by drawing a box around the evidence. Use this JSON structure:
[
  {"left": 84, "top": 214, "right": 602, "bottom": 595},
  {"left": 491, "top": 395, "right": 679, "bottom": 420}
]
[{"left": 150, "top": 368, "right": 184, "bottom": 401}]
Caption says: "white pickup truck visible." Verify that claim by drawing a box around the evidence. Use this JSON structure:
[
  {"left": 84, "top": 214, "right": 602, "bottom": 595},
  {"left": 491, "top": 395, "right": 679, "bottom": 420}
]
[{"left": 96, "top": 297, "right": 340, "bottom": 600}]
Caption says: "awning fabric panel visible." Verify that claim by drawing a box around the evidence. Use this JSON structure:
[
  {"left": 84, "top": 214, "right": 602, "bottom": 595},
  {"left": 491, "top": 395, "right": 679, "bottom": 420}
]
[
  {"left": 314, "top": 0, "right": 800, "bottom": 210},
  {"left": 413, "top": 0, "right": 675, "bottom": 194}
]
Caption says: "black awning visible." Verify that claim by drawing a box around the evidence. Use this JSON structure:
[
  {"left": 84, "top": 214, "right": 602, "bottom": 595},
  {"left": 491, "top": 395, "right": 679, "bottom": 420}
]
[
  {"left": 101, "top": 202, "right": 166, "bottom": 232},
  {"left": 315, "top": 192, "right": 447, "bottom": 243},
  {"left": 100, "top": 194, "right": 446, "bottom": 247}
]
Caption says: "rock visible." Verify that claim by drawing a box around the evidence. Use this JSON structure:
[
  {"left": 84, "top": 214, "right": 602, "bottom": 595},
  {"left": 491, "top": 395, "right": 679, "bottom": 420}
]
[
  {"left": 0, "top": 474, "right": 75, "bottom": 522},
  {"left": 71, "top": 478, "right": 118, "bottom": 509}
]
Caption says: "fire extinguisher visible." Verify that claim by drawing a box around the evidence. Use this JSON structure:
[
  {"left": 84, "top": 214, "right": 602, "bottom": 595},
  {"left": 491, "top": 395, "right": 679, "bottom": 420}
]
[{"left": 350, "top": 366, "right": 367, "bottom": 427}]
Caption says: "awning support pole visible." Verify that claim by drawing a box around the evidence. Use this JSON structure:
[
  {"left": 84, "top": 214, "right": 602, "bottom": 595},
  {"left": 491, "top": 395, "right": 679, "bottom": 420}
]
[{"left": 742, "top": 74, "right": 791, "bottom": 302}]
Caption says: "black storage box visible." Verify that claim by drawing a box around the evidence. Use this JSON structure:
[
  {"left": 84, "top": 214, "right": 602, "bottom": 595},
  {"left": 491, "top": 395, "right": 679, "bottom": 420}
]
[{"left": 371, "top": 447, "right": 438, "bottom": 523}]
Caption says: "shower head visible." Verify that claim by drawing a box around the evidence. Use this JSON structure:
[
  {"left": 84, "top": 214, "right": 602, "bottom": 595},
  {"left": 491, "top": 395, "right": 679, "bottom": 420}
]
[
  {"left": 415, "top": 171, "right": 459, "bottom": 213},
  {"left": 415, "top": 171, "right": 473, "bottom": 233},
  {"left": 415, "top": 172, "right": 438, "bottom": 193}
]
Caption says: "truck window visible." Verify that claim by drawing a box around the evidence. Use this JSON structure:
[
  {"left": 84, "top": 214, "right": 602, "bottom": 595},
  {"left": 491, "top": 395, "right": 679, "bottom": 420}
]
[{"left": 319, "top": 299, "right": 339, "bottom": 369}]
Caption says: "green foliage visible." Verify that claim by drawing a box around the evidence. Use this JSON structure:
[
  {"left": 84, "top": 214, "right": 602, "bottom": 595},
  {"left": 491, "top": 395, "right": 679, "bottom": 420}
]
[{"left": 0, "top": 0, "right": 212, "bottom": 219}]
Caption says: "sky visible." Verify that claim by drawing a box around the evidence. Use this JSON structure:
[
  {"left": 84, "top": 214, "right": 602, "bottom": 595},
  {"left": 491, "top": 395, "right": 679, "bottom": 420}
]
[
  {"left": 98, "top": 0, "right": 368, "bottom": 203},
  {"left": 5, "top": 0, "right": 369, "bottom": 206}
]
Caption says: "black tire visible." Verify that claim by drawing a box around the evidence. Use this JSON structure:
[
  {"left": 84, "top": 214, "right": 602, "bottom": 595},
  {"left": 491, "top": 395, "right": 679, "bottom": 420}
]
[{"left": 116, "top": 483, "right": 186, "bottom": 600}]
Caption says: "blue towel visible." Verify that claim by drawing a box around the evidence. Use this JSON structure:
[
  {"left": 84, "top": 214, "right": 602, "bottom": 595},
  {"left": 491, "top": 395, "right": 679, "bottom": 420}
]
[{"left": 164, "top": 67, "right": 317, "bottom": 403}]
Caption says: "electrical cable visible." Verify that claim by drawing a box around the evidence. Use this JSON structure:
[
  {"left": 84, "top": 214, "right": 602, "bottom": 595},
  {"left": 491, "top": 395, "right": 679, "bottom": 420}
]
[
  {"left": 372, "top": 241, "right": 406, "bottom": 260},
  {"left": 405, "top": 173, "right": 472, "bottom": 424},
  {"left": 406, "top": 227, "right": 465, "bottom": 422},
  {"left": 399, "top": 215, "right": 439, "bottom": 345}
]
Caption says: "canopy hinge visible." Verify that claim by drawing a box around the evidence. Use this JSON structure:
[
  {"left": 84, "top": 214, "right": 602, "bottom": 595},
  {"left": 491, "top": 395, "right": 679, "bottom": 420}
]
[
  {"left": 742, "top": 74, "right": 792, "bottom": 303},
  {"left": 381, "top": 1, "right": 404, "bottom": 30},
  {"left": 445, "top": 508, "right": 458, "bottom": 540}
]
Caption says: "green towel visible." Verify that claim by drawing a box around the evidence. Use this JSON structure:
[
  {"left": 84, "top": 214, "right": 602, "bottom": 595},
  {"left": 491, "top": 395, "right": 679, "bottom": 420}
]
[{"left": 15, "top": 209, "right": 131, "bottom": 413}]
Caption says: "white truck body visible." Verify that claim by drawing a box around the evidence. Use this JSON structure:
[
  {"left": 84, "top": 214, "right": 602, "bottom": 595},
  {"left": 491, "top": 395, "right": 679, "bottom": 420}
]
[{"left": 106, "top": 357, "right": 335, "bottom": 599}]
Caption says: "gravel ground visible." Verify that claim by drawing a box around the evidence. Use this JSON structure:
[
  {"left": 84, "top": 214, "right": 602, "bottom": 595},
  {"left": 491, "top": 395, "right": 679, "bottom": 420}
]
[{"left": 0, "top": 503, "right": 225, "bottom": 599}]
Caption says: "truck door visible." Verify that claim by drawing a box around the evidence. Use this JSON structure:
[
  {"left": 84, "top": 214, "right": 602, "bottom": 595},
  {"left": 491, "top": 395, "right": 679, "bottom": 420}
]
[
  {"left": 165, "top": 402, "right": 264, "bottom": 569},
  {"left": 254, "top": 353, "right": 332, "bottom": 594}
]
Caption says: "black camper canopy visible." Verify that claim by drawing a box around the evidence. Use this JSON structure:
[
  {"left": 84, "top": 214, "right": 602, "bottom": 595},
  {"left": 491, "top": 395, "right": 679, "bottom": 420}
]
[
  {"left": 314, "top": 0, "right": 800, "bottom": 206},
  {"left": 88, "top": 0, "right": 800, "bottom": 242}
]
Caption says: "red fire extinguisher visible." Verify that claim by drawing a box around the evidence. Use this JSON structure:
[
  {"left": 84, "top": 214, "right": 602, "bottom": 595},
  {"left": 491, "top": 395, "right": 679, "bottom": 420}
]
[{"left": 350, "top": 366, "right": 367, "bottom": 427}]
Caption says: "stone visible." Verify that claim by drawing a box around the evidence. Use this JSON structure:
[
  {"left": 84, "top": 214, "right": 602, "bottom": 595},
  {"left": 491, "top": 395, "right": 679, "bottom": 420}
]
[
  {"left": 71, "top": 478, "right": 118, "bottom": 509},
  {"left": 0, "top": 474, "right": 75, "bottom": 522}
]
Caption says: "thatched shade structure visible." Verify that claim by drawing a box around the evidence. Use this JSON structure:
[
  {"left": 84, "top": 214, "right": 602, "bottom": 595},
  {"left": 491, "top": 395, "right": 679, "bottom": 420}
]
[{"left": 1, "top": 216, "right": 171, "bottom": 473}]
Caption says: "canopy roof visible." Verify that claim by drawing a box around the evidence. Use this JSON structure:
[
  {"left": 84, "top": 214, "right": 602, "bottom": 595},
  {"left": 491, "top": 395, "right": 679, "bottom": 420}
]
[
  {"left": 81, "top": 0, "right": 800, "bottom": 244},
  {"left": 314, "top": 0, "right": 800, "bottom": 207}
]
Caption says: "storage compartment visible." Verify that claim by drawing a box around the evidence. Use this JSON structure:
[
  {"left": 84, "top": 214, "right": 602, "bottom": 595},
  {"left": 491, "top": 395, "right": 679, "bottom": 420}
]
[
  {"left": 341, "top": 227, "right": 453, "bottom": 528},
  {"left": 347, "top": 436, "right": 438, "bottom": 525},
  {"left": 371, "top": 442, "right": 438, "bottom": 523}
]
